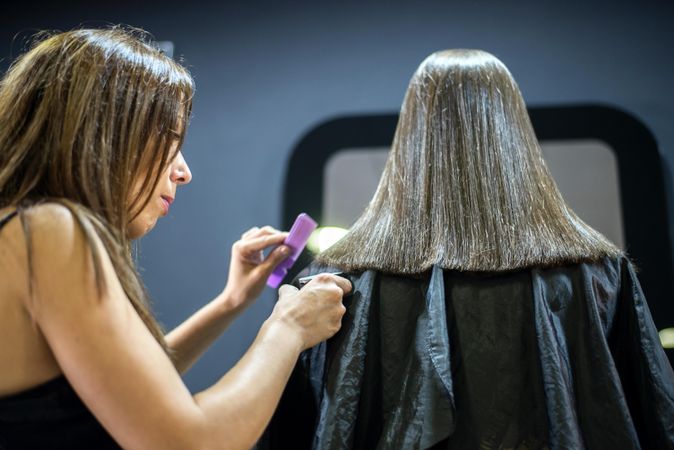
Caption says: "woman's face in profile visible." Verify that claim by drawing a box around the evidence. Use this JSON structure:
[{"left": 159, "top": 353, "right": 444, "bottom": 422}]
[{"left": 127, "top": 139, "right": 192, "bottom": 240}]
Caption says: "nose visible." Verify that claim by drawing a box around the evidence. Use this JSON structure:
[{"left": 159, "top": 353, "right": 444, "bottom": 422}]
[{"left": 170, "top": 151, "right": 192, "bottom": 185}]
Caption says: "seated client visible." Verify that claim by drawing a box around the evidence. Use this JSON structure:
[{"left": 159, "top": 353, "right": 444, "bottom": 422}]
[{"left": 263, "top": 49, "right": 674, "bottom": 450}]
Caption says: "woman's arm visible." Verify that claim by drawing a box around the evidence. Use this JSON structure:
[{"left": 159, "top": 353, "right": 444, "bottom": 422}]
[
  {"left": 20, "top": 205, "right": 349, "bottom": 450},
  {"left": 166, "top": 227, "right": 290, "bottom": 373},
  {"left": 165, "top": 292, "right": 239, "bottom": 374}
]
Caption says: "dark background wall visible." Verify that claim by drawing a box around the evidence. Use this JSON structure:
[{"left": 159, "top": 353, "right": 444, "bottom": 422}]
[{"left": 1, "top": 0, "right": 672, "bottom": 392}]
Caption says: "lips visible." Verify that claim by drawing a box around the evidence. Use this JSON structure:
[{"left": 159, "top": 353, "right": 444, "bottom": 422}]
[{"left": 160, "top": 195, "right": 174, "bottom": 214}]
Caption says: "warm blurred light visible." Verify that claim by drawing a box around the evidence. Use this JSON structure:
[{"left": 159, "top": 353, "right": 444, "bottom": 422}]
[
  {"left": 307, "top": 226, "right": 348, "bottom": 253},
  {"left": 660, "top": 328, "right": 674, "bottom": 349}
]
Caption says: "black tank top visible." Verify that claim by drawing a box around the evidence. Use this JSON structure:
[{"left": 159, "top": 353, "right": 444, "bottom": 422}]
[{"left": 0, "top": 211, "right": 120, "bottom": 449}]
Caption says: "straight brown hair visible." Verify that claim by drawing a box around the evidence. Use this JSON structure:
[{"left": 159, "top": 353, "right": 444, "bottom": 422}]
[
  {"left": 0, "top": 27, "right": 194, "bottom": 351},
  {"left": 317, "top": 49, "right": 621, "bottom": 274}
]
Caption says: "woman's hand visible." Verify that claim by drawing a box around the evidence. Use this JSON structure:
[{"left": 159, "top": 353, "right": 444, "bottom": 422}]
[
  {"left": 269, "top": 274, "right": 352, "bottom": 351},
  {"left": 221, "top": 226, "right": 291, "bottom": 312}
]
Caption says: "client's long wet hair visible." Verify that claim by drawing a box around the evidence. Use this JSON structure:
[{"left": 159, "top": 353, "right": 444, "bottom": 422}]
[
  {"left": 317, "top": 49, "right": 621, "bottom": 273},
  {"left": 0, "top": 27, "right": 194, "bottom": 351}
]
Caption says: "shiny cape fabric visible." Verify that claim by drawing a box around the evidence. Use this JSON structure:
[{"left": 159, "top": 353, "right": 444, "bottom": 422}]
[{"left": 260, "top": 256, "right": 674, "bottom": 450}]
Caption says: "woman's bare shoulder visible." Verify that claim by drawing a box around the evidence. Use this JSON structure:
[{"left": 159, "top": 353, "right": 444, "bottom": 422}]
[
  {"left": 24, "top": 202, "right": 88, "bottom": 240},
  {"left": 0, "top": 203, "right": 86, "bottom": 393},
  {"left": 1, "top": 202, "right": 91, "bottom": 244},
  {"left": 3, "top": 203, "right": 113, "bottom": 313}
]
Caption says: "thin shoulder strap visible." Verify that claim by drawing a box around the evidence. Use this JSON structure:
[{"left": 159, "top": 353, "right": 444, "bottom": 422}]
[{"left": 0, "top": 210, "right": 18, "bottom": 230}]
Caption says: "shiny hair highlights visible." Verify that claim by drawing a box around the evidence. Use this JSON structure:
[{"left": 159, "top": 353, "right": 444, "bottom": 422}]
[
  {"left": 0, "top": 27, "right": 194, "bottom": 352},
  {"left": 317, "top": 49, "right": 621, "bottom": 273}
]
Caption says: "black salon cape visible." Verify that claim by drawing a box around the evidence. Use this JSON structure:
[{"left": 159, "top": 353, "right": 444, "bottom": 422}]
[{"left": 259, "top": 256, "right": 674, "bottom": 450}]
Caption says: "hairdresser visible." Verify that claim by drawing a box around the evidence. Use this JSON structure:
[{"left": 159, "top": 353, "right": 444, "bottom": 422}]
[{"left": 0, "top": 28, "right": 350, "bottom": 449}]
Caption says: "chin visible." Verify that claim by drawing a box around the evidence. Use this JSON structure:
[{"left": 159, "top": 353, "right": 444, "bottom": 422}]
[{"left": 128, "top": 216, "right": 159, "bottom": 239}]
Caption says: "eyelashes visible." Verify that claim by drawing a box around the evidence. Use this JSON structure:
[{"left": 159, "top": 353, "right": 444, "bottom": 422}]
[{"left": 167, "top": 130, "right": 183, "bottom": 141}]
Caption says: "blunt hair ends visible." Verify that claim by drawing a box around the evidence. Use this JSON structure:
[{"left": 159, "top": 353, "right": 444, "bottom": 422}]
[{"left": 317, "top": 49, "right": 621, "bottom": 274}]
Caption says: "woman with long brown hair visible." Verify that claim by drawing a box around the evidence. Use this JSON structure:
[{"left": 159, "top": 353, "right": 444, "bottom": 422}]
[
  {"left": 264, "top": 50, "right": 674, "bottom": 449},
  {"left": 0, "top": 28, "right": 351, "bottom": 449}
]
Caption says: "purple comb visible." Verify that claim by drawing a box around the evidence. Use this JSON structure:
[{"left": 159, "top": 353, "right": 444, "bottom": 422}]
[{"left": 267, "top": 213, "right": 318, "bottom": 288}]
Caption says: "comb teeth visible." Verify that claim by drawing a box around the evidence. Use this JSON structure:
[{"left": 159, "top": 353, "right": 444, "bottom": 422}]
[
  {"left": 284, "top": 214, "right": 317, "bottom": 257},
  {"left": 266, "top": 213, "right": 318, "bottom": 288}
]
